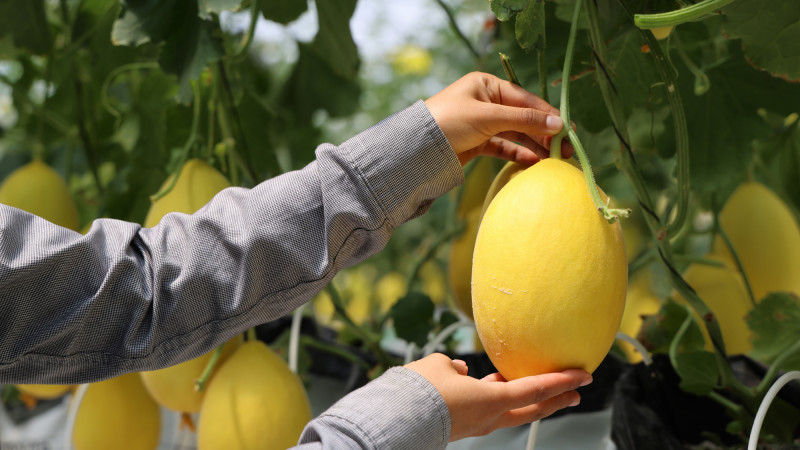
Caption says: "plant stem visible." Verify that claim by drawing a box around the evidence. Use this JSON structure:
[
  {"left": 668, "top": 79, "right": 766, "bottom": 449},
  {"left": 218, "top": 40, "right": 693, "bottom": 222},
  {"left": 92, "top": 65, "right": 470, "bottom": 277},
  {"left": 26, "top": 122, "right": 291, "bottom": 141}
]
[
  {"left": 216, "top": 61, "right": 261, "bottom": 184},
  {"left": 325, "top": 284, "right": 393, "bottom": 368},
  {"left": 434, "top": 0, "right": 480, "bottom": 60},
  {"left": 756, "top": 339, "right": 800, "bottom": 395},
  {"left": 407, "top": 225, "right": 462, "bottom": 294},
  {"left": 194, "top": 344, "right": 224, "bottom": 392},
  {"left": 499, "top": 53, "right": 521, "bottom": 86},
  {"left": 100, "top": 62, "right": 160, "bottom": 130},
  {"left": 150, "top": 81, "right": 202, "bottom": 202},
  {"left": 708, "top": 390, "right": 742, "bottom": 414},
  {"left": 246, "top": 327, "right": 256, "bottom": 341},
  {"left": 550, "top": 0, "right": 629, "bottom": 222},
  {"left": 299, "top": 335, "right": 372, "bottom": 371},
  {"left": 634, "top": 0, "right": 737, "bottom": 29},
  {"left": 538, "top": 48, "right": 549, "bottom": 103},
  {"left": 233, "top": 0, "right": 260, "bottom": 61},
  {"left": 712, "top": 194, "right": 757, "bottom": 307}
]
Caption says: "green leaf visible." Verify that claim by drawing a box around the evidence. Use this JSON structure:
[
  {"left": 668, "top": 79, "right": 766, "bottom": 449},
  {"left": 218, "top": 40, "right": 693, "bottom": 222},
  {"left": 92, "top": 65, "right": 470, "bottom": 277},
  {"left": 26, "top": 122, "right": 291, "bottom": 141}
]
[
  {"left": 112, "top": 1, "right": 224, "bottom": 103},
  {"left": 158, "top": 13, "right": 224, "bottom": 102},
  {"left": 640, "top": 298, "right": 706, "bottom": 354},
  {"left": 198, "top": 0, "right": 244, "bottom": 16},
  {"left": 0, "top": 0, "right": 52, "bottom": 55},
  {"left": 723, "top": 0, "right": 800, "bottom": 81},
  {"left": 260, "top": 0, "right": 308, "bottom": 25},
  {"left": 389, "top": 292, "right": 435, "bottom": 347},
  {"left": 515, "top": 0, "right": 545, "bottom": 51},
  {"left": 491, "top": 0, "right": 527, "bottom": 22},
  {"left": 280, "top": 42, "right": 361, "bottom": 122},
  {"left": 674, "top": 350, "right": 719, "bottom": 396},
  {"left": 111, "top": 0, "right": 183, "bottom": 46},
  {"left": 747, "top": 292, "right": 800, "bottom": 370},
  {"left": 312, "top": 0, "right": 359, "bottom": 80},
  {"left": 755, "top": 119, "right": 800, "bottom": 212}
]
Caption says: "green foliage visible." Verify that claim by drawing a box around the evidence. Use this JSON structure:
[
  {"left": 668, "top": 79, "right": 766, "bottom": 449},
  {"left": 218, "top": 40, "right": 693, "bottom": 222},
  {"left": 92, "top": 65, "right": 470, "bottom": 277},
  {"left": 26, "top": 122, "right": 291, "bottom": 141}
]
[
  {"left": 388, "top": 293, "right": 435, "bottom": 348},
  {"left": 0, "top": 0, "right": 52, "bottom": 55},
  {"left": 748, "top": 292, "right": 800, "bottom": 371},
  {"left": 723, "top": 0, "right": 800, "bottom": 82}
]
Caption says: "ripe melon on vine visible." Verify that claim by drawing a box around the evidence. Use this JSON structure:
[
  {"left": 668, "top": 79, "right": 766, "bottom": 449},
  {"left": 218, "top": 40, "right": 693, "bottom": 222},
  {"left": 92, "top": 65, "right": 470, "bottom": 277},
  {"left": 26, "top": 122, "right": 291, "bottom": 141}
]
[
  {"left": 712, "top": 181, "right": 800, "bottom": 301},
  {"left": 0, "top": 159, "right": 79, "bottom": 230},
  {"left": 673, "top": 256, "right": 753, "bottom": 355},
  {"left": 446, "top": 157, "right": 495, "bottom": 319},
  {"left": 73, "top": 373, "right": 160, "bottom": 450},
  {"left": 139, "top": 335, "right": 242, "bottom": 413},
  {"left": 472, "top": 158, "right": 627, "bottom": 380},
  {"left": 197, "top": 340, "right": 312, "bottom": 450},
  {"left": 143, "top": 158, "right": 231, "bottom": 228}
]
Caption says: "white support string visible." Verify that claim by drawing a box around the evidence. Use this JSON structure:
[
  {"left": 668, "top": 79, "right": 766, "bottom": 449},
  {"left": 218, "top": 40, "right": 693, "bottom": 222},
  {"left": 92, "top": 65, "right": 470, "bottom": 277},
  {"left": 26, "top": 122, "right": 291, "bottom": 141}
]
[
  {"left": 748, "top": 370, "right": 800, "bottom": 450},
  {"left": 422, "top": 320, "right": 474, "bottom": 357},
  {"left": 525, "top": 420, "right": 540, "bottom": 450},
  {"left": 289, "top": 303, "right": 306, "bottom": 374},
  {"left": 63, "top": 383, "right": 89, "bottom": 450},
  {"left": 615, "top": 331, "right": 653, "bottom": 365}
]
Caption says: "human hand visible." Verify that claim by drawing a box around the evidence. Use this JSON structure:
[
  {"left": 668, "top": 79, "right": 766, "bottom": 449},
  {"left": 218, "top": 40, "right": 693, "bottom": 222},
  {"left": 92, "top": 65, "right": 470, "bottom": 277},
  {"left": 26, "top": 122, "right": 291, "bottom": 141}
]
[
  {"left": 405, "top": 353, "right": 591, "bottom": 442},
  {"left": 424, "top": 72, "right": 575, "bottom": 166}
]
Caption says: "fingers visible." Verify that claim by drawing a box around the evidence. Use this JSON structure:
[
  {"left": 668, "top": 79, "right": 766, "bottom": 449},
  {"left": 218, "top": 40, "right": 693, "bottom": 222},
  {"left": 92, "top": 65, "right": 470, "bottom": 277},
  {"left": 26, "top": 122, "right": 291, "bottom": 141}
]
[
  {"left": 451, "top": 359, "right": 469, "bottom": 376},
  {"left": 478, "top": 102, "right": 564, "bottom": 139},
  {"left": 499, "top": 369, "right": 591, "bottom": 410},
  {"left": 499, "top": 390, "right": 582, "bottom": 429},
  {"left": 476, "top": 73, "right": 559, "bottom": 115}
]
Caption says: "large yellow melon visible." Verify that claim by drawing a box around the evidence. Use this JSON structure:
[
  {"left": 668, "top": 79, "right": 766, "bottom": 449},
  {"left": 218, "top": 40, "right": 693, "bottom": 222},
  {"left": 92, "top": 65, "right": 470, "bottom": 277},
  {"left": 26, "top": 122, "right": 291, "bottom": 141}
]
[
  {"left": 472, "top": 158, "right": 627, "bottom": 380},
  {"left": 673, "top": 257, "right": 753, "bottom": 355},
  {"left": 198, "top": 340, "right": 312, "bottom": 450},
  {"left": 712, "top": 182, "right": 800, "bottom": 301},
  {"left": 447, "top": 157, "right": 495, "bottom": 319},
  {"left": 143, "top": 158, "right": 231, "bottom": 228},
  {"left": 73, "top": 373, "right": 161, "bottom": 450},
  {"left": 139, "top": 335, "right": 243, "bottom": 412},
  {"left": 0, "top": 159, "right": 79, "bottom": 230}
]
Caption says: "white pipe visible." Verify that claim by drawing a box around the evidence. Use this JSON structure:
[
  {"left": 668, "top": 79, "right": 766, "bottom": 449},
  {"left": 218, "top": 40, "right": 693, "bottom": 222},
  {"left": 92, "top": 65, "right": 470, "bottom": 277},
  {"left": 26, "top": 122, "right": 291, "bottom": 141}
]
[
  {"left": 289, "top": 304, "right": 306, "bottom": 374},
  {"left": 748, "top": 370, "right": 800, "bottom": 450},
  {"left": 615, "top": 331, "right": 653, "bottom": 365},
  {"left": 63, "top": 383, "right": 89, "bottom": 450},
  {"left": 525, "top": 420, "right": 540, "bottom": 450}
]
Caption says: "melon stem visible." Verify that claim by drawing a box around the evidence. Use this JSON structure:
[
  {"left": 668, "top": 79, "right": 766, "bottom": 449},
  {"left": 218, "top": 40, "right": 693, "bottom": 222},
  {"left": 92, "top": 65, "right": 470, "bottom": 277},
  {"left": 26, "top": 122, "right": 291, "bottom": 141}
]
[{"left": 551, "top": 0, "right": 628, "bottom": 222}]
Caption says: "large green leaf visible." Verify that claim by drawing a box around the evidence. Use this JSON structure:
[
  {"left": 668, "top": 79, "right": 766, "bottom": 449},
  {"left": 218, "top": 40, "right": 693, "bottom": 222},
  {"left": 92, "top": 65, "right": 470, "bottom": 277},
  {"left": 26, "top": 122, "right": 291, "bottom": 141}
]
[
  {"left": 0, "top": 0, "right": 52, "bottom": 54},
  {"left": 747, "top": 292, "right": 800, "bottom": 371},
  {"left": 389, "top": 292, "right": 435, "bottom": 347},
  {"left": 312, "top": 0, "right": 359, "bottom": 80},
  {"left": 260, "top": 0, "right": 308, "bottom": 25},
  {"left": 723, "top": 0, "right": 800, "bottom": 81},
  {"left": 515, "top": 0, "right": 545, "bottom": 51},
  {"left": 280, "top": 42, "right": 360, "bottom": 121},
  {"left": 491, "top": 0, "right": 528, "bottom": 22},
  {"left": 112, "top": 1, "right": 223, "bottom": 102}
]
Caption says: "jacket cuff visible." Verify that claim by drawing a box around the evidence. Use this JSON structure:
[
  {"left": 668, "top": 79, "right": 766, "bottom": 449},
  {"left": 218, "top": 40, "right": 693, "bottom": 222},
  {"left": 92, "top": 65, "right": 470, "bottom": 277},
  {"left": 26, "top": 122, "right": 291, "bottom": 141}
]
[
  {"left": 343, "top": 100, "right": 464, "bottom": 228},
  {"left": 309, "top": 366, "right": 451, "bottom": 449}
]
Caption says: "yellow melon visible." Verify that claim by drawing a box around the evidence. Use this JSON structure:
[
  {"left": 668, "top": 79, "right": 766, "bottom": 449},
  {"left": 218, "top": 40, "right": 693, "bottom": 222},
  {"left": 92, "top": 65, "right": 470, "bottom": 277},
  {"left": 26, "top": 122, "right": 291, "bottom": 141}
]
[
  {"left": 197, "top": 340, "right": 312, "bottom": 450},
  {"left": 143, "top": 158, "right": 231, "bottom": 228},
  {"left": 73, "top": 373, "right": 160, "bottom": 450},
  {"left": 15, "top": 384, "right": 73, "bottom": 400},
  {"left": 0, "top": 159, "right": 79, "bottom": 230},
  {"left": 472, "top": 158, "right": 627, "bottom": 379},
  {"left": 712, "top": 182, "right": 800, "bottom": 301},
  {"left": 673, "top": 257, "right": 753, "bottom": 355},
  {"left": 447, "top": 157, "right": 495, "bottom": 319},
  {"left": 139, "top": 335, "right": 243, "bottom": 413}
]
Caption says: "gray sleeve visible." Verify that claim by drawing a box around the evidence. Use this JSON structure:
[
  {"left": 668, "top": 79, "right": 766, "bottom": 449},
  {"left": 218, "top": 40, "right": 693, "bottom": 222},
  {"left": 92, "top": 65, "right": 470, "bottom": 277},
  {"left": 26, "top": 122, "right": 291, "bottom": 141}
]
[
  {"left": 295, "top": 367, "right": 451, "bottom": 450},
  {"left": 0, "top": 100, "right": 464, "bottom": 385}
]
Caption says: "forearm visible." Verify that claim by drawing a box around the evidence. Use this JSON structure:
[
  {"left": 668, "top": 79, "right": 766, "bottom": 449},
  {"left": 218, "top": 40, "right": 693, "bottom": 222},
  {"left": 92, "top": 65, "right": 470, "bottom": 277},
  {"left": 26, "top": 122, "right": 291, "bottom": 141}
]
[
  {"left": 0, "top": 100, "right": 463, "bottom": 384},
  {"left": 295, "top": 367, "right": 451, "bottom": 450}
]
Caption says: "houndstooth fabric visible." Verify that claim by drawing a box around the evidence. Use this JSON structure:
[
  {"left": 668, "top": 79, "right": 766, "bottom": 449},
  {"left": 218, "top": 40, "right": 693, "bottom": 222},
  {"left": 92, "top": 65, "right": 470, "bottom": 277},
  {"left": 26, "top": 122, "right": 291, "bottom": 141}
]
[{"left": 0, "top": 100, "right": 462, "bottom": 386}]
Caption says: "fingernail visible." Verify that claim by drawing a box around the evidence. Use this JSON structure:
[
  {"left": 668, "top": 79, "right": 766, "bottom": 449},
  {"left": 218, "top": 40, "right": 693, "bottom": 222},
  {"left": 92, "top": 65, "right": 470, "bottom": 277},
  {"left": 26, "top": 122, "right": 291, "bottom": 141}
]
[
  {"left": 546, "top": 115, "right": 563, "bottom": 131},
  {"left": 580, "top": 376, "right": 593, "bottom": 387}
]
